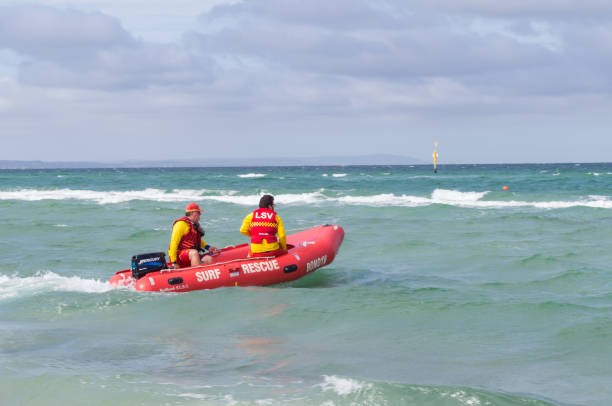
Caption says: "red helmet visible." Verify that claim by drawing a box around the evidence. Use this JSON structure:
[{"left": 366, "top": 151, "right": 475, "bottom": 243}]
[{"left": 185, "top": 203, "right": 202, "bottom": 213}]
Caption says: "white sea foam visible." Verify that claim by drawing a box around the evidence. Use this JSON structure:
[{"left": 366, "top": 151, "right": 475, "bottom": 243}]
[
  {"left": 0, "top": 271, "right": 114, "bottom": 300},
  {"left": 0, "top": 188, "right": 330, "bottom": 206},
  {"left": 222, "top": 394, "right": 237, "bottom": 405},
  {"left": 332, "top": 173, "right": 347, "bottom": 177},
  {"left": 334, "top": 189, "right": 612, "bottom": 209},
  {"left": 196, "top": 191, "right": 329, "bottom": 206},
  {"left": 446, "top": 390, "right": 482, "bottom": 405},
  {"left": 177, "top": 393, "right": 206, "bottom": 400},
  {"left": 336, "top": 193, "right": 429, "bottom": 207},
  {"left": 320, "top": 375, "right": 370, "bottom": 396},
  {"left": 238, "top": 173, "right": 266, "bottom": 178},
  {"left": 589, "top": 195, "right": 609, "bottom": 200},
  {"left": 0, "top": 188, "right": 230, "bottom": 205},
  {"left": 431, "top": 189, "right": 488, "bottom": 202},
  {"left": 0, "top": 188, "right": 611, "bottom": 209}
]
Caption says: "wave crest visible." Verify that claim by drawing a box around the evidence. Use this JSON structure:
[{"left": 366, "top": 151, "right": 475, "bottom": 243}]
[
  {"left": 431, "top": 188, "right": 488, "bottom": 202},
  {"left": 237, "top": 173, "right": 266, "bottom": 178},
  {"left": 0, "top": 188, "right": 611, "bottom": 209},
  {"left": 316, "top": 376, "right": 556, "bottom": 405}
]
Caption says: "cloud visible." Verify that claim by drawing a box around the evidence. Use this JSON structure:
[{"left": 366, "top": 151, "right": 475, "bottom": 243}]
[
  {"left": 1, "top": 1, "right": 612, "bottom": 164},
  {"left": 0, "top": 6, "right": 130, "bottom": 56},
  {"left": 425, "top": 0, "right": 612, "bottom": 19},
  {"left": 203, "top": 0, "right": 403, "bottom": 30},
  {"left": 2, "top": 1, "right": 612, "bottom": 100},
  {"left": 188, "top": 0, "right": 612, "bottom": 102},
  {"left": 0, "top": 5, "right": 211, "bottom": 89}
]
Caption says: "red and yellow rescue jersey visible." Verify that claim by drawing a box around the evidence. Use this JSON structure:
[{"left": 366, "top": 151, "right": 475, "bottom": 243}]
[
  {"left": 168, "top": 217, "right": 209, "bottom": 263},
  {"left": 240, "top": 208, "right": 286, "bottom": 253}
]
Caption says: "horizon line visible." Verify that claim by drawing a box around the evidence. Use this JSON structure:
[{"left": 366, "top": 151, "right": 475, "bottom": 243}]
[{"left": 0, "top": 160, "right": 610, "bottom": 170}]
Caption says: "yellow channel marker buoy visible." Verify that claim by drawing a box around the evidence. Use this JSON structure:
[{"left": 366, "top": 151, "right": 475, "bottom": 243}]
[{"left": 433, "top": 141, "right": 438, "bottom": 174}]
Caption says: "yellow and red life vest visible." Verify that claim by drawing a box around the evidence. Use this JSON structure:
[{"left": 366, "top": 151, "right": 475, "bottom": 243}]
[
  {"left": 172, "top": 217, "right": 204, "bottom": 251},
  {"left": 249, "top": 208, "right": 278, "bottom": 244}
]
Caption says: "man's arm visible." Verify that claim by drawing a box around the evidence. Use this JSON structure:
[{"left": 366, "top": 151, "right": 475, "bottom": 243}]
[
  {"left": 276, "top": 215, "right": 287, "bottom": 250},
  {"left": 168, "top": 221, "right": 189, "bottom": 264},
  {"left": 200, "top": 237, "right": 217, "bottom": 253},
  {"left": 240, "top": 213, "right": 253, "bottom": 237}
]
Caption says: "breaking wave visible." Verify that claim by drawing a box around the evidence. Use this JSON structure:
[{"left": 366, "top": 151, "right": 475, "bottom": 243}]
[
  {"left": 314, "top": 375, "right": 556, "bottom": 405},
  {"left": 171, "top": 375, "right": 557, "bottom": 405},
  {"left": 0, "top": 188, "right": 233, "bottom": 205},
  {"left": 237, "top": 173, "right": 266, "bottom": 178},
  {"left": 0, "top": 188, "right": 611, "bottom": 209}
]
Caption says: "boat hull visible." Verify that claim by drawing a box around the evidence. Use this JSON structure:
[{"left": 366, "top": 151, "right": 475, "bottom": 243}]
[{"left": 109, "top": 224, "right": 344, "bottom": 292}]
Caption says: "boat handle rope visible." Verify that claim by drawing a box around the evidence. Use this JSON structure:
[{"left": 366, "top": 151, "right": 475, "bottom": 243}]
[{"left": 159, "top": 254, "right": 279, "bottom": 273}]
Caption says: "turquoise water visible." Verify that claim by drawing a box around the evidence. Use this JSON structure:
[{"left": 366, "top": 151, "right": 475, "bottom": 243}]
[{"left": 1, "top": 163, "right": 611, "bottom": 405}]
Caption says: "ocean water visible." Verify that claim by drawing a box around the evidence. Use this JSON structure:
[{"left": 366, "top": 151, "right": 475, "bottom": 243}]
[{"left": 1, "top": 163, "right": 611, "bottom": 406}]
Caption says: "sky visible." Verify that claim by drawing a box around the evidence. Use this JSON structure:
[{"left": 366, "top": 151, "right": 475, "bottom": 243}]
[{"left": 1, "top": 0, "right": 612, "bottom": 164}]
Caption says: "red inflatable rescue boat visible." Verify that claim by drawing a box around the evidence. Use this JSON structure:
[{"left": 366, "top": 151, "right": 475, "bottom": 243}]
[{"left": 109, "top": 224, "right": 344, "bottom": 292}]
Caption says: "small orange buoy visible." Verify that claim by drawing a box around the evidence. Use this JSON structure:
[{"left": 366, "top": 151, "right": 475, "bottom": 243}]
[{"left": 502, "top": 185, "right": 509, "bottom": 191}]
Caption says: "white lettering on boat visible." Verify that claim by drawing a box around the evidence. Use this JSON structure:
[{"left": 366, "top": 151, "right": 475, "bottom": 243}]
[
  {"left": 306, "top": 255, "right": 327, "bottom": 272},
  {"left": 241, "top": 260, "right": 280, "bottom": 274},
  {"left": 196, "top": 269, "right": 221, "bottom": 282}
]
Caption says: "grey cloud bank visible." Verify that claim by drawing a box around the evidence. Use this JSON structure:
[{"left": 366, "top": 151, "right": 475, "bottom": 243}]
[
  {"left": 0, "top": 6, "right": 209, "bottom": 90},
  {"left": 0, "top": 1, "right": 611, "bottom": 163}
]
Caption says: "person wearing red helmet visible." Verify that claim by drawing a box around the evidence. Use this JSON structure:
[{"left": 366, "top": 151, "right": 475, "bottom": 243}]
[
  {"left": 240, "top": 194, "right": 287, "bottom": 257},
  {"left": 168, "top": 203, "right": 218, "bottom": 269}
]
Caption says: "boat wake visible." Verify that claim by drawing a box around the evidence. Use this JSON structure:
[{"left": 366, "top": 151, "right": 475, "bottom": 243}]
[{"left": 0, "top": 271, "right": 115, "bottom": 300}]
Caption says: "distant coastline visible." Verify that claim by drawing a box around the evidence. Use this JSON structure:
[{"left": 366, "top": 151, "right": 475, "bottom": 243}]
[
  {"left": 1, "top": 158, "right": 609, "bottom": 170},
  {"left": 0, "top": 154, "right": 425, "bottom": 169}
]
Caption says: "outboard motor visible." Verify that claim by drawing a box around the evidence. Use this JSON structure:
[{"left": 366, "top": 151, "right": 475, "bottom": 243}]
[{"left": 131, "top": 252, "right": 168, "bottom": 279}]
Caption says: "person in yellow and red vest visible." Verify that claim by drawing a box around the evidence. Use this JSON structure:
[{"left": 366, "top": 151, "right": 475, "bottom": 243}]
[
  {"left": 169, "top": 203, "right": 218, "bottom": 269},
  {"left": 240, "top": 194, "right": 287, "bottom": 257}
]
